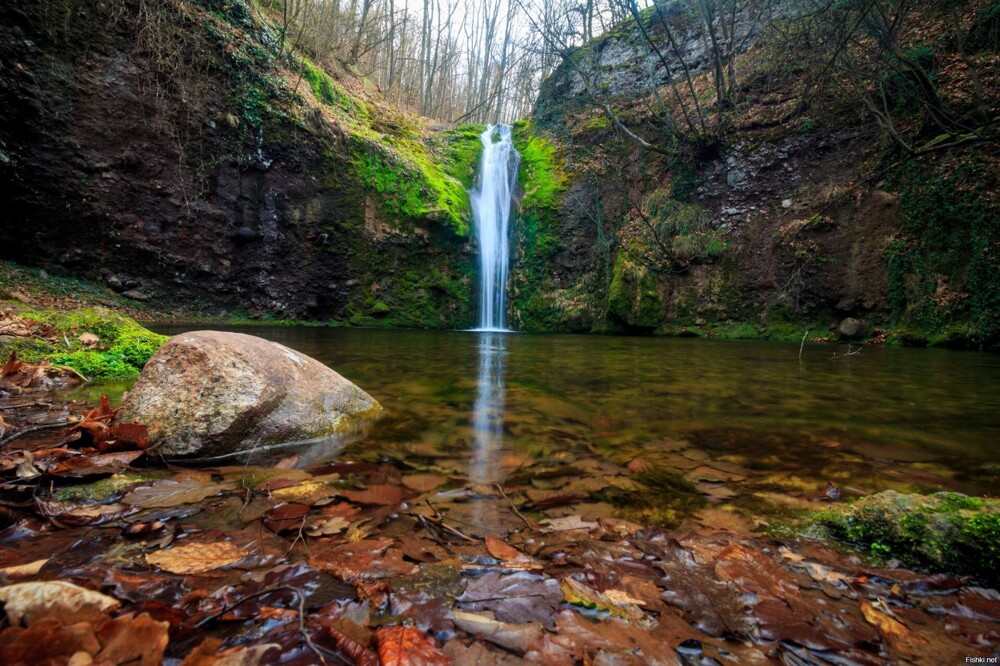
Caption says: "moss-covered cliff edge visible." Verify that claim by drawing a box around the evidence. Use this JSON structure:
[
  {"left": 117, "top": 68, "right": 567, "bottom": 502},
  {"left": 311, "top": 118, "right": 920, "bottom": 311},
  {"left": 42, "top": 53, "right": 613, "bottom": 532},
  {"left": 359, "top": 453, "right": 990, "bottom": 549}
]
[
  {"left": 507, "top": 1, "right": 1000, "bottom": 349},
  {"left": 0, "top": 0, "right": 483, "bottom": 328}
]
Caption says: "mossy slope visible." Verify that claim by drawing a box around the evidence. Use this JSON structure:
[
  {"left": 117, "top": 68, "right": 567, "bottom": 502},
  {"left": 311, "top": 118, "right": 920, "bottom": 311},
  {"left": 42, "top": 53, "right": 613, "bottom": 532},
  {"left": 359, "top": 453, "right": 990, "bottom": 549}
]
[{"left": 1, "top": 305, "right": 167, "bottom": 380}]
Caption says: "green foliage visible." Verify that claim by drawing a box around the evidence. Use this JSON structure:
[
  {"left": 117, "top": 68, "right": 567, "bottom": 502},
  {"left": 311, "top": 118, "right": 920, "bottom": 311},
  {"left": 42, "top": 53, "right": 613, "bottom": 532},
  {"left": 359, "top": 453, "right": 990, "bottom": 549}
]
[
  {"left": 18, "top": 307, "right": 167, "bottom": 380},
  {"left": 816, "top": 491, "right": 1000, "bottom": 586},
  {"left": 640, "top": 191, "right": 728, "bottom": 268},
  {"left": 886, "top": 155, "right": 1000, "bottom": 349}
]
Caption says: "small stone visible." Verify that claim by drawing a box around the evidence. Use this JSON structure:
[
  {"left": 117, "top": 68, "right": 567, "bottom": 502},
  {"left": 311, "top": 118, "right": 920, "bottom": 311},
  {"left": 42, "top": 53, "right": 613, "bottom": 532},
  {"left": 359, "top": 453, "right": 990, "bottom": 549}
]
[
  {"left": 726, "top": 170, "right": 746, "bottom": 187},
  {"left": 782, "top": 199, "right": 793, "bottom": 208}
]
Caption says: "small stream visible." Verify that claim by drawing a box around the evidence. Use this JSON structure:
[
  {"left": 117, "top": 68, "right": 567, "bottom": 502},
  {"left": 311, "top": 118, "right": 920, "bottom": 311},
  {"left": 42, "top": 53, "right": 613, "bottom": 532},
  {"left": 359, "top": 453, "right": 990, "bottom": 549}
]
[{"left": 115, "top": 325, "right": 1000, "bottom": 529}]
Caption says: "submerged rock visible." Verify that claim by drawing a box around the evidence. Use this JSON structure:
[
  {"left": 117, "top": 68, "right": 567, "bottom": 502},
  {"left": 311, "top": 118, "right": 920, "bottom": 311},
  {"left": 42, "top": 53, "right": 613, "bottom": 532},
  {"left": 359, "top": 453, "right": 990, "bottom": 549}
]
[
  {"left": 116, "top": 331, "right": 382, "bottom": 457},
  {"left": 816, "top": 490, "right": 1000, "bottom": 585}
]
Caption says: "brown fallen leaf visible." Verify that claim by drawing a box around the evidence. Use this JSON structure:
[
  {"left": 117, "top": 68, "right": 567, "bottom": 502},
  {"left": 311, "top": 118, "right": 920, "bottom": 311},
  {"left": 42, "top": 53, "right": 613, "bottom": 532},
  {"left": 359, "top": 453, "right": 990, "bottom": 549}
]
[
  {"left": 0, "top": 580, "right": 120, "bottom": 626},
  {"left": 402, "top": 474, "right": 448, "bottom": 493},
  {"left": 0, "top": 559, "right": 48, "bottom": 577},
  {"left": 263, "top": 502, "right": 311, "bottom": 533},
  {"left": 145, "top": 541, "right": 248, "bottom": 574},
  {"left": 328, "top": 626, "right": 379, "bottom": 666},
  {"left": 0, "top": 617, "right": 101, "bottom": 664},
  {"left": 179, "top": 638, "right": 281, "bottom": 666},
  {"left": 376, "top": 625, "right": 450, "bottom": 666},
  {"left": 123, "top": 478, "right": 232, "bottom": 508},
  {"left": 341, "top": 484, "right": 406, "bottom": 506},
  {"left": 451, "top": 610, "right": 542, "bottom": 654},
  {"left": 860, "top": 600, "right": 929, "bottom": 659},
  {"left": 93, "top": 612, "right": 169, "bottom": 666},
  {"left": 484, "top": 535, "right": 538, "bottom": 569}
]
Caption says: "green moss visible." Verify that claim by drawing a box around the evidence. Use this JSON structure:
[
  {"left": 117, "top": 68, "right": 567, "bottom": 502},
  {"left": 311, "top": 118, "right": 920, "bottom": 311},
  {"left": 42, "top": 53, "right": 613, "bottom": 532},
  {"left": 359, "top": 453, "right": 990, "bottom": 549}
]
[
  {"left": 351, "top": 135, "right": 472, "bottom": 236},
  {"left": 14, "top": 307, "right": 167, "bottom": 380},
  {"left": 434, "top": 124, "right": 486, "bottom": 189},
  {"left": 886, "top": 155, "right": 1000, "bottom": 349},
  {"left": 510, "top": 120, "right": 571, "bottom": 331},
  {"left": 815, "top": 490, "right": 1000, "bottom": 585},
  {"left": 52, "top": 471, "right": 171, "bottom": 503},
  {"left": 607, "top": 250, "right": 661, "bottom": 329}
]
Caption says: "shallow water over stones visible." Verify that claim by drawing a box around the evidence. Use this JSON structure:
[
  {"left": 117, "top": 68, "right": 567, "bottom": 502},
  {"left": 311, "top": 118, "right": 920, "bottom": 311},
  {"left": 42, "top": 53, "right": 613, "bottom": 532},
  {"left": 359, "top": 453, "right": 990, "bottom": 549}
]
[{"left": 129, "top": 326, "right": 1000, "bottom": 531}]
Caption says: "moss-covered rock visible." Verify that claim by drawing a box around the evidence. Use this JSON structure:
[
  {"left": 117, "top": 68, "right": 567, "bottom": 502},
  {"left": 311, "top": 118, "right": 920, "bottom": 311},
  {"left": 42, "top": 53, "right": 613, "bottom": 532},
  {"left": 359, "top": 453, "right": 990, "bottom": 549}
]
[
  {"left": 0, "top": 306, "right": 167, "bottom": 380},
  {"left": 607, "top": 250, "right": 661, "bottom": 330},
  {"left": 815, "top": 490, "right": 1000, "bottom": 585}
]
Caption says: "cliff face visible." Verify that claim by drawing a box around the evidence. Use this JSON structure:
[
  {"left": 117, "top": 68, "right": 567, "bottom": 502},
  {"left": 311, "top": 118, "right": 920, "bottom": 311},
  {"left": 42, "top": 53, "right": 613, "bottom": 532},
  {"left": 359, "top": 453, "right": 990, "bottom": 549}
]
[
  {"left": 0, "top": 0, "right": 482, "bottom": 326},
  {"left": 512, "top": 1, "right": 1000, "bottom": 348}
]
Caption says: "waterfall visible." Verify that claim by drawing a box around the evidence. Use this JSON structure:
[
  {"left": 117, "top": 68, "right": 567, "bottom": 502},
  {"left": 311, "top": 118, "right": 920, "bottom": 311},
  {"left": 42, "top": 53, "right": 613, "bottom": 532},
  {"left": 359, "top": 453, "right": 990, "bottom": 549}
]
[{"left": 470, "top": 124, "right": 520, "bottom": 331}]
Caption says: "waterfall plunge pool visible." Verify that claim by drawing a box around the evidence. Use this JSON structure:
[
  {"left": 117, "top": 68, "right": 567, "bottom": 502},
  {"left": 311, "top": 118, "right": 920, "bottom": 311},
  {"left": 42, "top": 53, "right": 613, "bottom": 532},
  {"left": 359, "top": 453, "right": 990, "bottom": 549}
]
[{"left": 94, "top": 324, "right": 1000, "bottom": 532}]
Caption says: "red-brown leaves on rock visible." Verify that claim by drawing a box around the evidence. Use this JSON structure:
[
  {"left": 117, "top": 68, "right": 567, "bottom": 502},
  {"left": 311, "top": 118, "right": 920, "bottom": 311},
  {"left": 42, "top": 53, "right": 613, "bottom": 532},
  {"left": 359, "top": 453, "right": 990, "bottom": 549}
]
[{"left": 376, "top": 625, "right": 451, "bottom": 666}]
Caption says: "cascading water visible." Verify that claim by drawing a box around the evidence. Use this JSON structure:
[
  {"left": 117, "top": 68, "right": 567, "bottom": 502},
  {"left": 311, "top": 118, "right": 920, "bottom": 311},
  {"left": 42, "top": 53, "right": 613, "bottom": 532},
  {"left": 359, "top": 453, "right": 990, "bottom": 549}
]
[{"left": 470, "top": 124, "right": 520, "bottom": 331}]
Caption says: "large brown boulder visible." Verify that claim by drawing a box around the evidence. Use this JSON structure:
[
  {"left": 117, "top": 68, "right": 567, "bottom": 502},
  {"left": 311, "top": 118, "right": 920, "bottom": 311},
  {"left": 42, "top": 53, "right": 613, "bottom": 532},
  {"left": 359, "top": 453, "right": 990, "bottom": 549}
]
[{"left": 116, "top": 331, "right": 382, "bottom": 457}]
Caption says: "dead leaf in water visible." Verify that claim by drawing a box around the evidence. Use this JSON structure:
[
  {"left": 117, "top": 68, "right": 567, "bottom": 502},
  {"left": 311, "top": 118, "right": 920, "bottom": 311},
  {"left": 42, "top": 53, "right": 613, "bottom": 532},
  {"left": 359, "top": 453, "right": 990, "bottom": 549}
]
[
  {"left": 860, "top": 600, "right": 928, "bottom": 659},
  {"left": 0, "top": 580, "right": 120, "bottom": 626},
  {"left": 145, "top": 541, "right": 248, "bottom": 574},
  {"left": 451, "top": 610, "right": 542, "bottom": 654},
  {"left": 123, "top": 478, "right": 232, "bottom": 508},
  {"left": 93, "top": 611, "right": 169, "bottom": 666},
  {"left": 376, "top": 625, "right": 450, "bottom": 665},
  {"left": 342, "top": 484, "right": 405, "bottom": 506},
  {"left": 402, "top": 474, "right": 447, "bottom": 493}
]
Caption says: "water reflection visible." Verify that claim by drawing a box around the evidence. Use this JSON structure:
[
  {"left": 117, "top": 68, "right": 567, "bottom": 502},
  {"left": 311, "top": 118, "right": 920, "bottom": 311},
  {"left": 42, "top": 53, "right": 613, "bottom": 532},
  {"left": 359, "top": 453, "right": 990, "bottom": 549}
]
[{"left": 470, "top": 332, "right": 507, "bottom": 487}]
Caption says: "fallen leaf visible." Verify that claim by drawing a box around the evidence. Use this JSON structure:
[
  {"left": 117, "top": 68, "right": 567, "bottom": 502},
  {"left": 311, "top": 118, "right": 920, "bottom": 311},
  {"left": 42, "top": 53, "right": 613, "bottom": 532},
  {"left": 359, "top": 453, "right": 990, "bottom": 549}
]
[
  {"left": 538, "top": 515, "right": 598, "bottom": 532},
  {"left": 376, "top": 625, "right": 450, "bottom": 665},
  {"left": 179, "top": 639, "right": 280, "bottom": 666},
  {"left": 328, "top": 626, "right": 379, "bottom": 666},
  {"left": 451, "top": 610, "right": 542, "bottom": 654},
  {"left": 123, "top": 478, "right": 232, "bottom": 508},
  {"left": 560, "top": 577, "right": 644, "bottom": 621},
  {"left": 145, "top": 541, "right": 248, "bottom": 574},
  {"left": 860, "top": 600, "right": 928, "bottom": 659},
  {"left": 305, "top": 515, "right": 350, "bottom": 537},
  {"left": 484, "top": 536, "right": 538, "bottom": 568},
  {"left": 93, "top": 612, "right": 169, "bottom": 666},
  {"left": 263, "top": 502, "right": 311, "bottom": 533},
  {"left": 341, "top": 484, "right": 405, "bottom": 506},
  {"left": 0, "top": 580, "right": 120, "bottom": 626},
  {"left": 0, "top": 559, "right": 48, "bottom": 577},
  {"left": 0, "top": 617, "right": 101, "bottom": 664},
  {"left": 270, "top": 480, "right": 340, "bottom": 504},
  {"left": 402, "top": 474, "right": 447, "bottom": 493}
]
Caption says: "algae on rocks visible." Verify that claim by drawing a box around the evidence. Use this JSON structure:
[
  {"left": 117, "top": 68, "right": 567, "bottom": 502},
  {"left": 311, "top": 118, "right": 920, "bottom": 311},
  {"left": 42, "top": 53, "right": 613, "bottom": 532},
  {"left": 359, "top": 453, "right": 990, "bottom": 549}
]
[{"left": 815, "top": 490, "right": 1000, "bottom": 586}]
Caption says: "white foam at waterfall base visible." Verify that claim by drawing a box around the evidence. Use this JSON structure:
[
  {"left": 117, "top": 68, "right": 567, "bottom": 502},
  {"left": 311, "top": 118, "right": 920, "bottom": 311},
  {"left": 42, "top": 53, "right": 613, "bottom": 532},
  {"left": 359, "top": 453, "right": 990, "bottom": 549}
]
[{"left": 470, "top": 124, "right": 520, "bottom": 331}]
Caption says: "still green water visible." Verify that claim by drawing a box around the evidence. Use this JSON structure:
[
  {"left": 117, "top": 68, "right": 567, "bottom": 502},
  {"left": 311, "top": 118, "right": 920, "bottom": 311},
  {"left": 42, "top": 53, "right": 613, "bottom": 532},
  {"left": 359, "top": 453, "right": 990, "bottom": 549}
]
[{"left": 88, "top": 326, "right": 1000, "bottom": 526}]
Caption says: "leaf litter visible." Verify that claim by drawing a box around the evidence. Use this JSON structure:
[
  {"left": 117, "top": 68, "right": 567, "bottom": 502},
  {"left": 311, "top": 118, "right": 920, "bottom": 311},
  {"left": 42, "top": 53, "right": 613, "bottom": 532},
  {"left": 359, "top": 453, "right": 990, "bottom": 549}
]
[{"left": 0, "top": 390, "right": 998, "bottom": 665}]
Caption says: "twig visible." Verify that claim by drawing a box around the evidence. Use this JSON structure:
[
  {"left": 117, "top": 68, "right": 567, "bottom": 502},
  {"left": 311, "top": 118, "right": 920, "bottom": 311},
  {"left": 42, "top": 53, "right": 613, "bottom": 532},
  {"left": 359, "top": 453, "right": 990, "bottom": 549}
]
[
  {"left": 410, "top": 510, "right": 481, "bottom": 543},
  {"left": 799, "top": 330, "right": 809, "bottom": 362},
  {"left": 495, "top": 483, "right": 532, "bottom": 529},
  {"left": 0, "top": 420, "right": 74, "bottom": 449},
  {"left": 831, "top": 344, "right": 862, "bottom": 360},
  {"left": 193, "top": 585, "right": 327, "bottom": 665}
]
